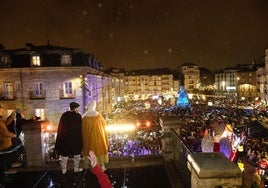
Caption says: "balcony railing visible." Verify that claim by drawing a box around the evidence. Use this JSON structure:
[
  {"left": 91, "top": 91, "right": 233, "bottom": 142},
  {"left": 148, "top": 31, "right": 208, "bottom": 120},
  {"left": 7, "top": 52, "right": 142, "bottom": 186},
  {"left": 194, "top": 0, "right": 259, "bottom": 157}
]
[
  {"left": 59, "top": 89, "right": 76, "bottom": 99},
  {"left": 170, "top": 129, "right": 192, "bottom": 187},
  {"left": 30, "top": 90, "right": 46, "bottom": 100},
  {"left": 0, "top": 91, "right": 17, "bottom": 100}
]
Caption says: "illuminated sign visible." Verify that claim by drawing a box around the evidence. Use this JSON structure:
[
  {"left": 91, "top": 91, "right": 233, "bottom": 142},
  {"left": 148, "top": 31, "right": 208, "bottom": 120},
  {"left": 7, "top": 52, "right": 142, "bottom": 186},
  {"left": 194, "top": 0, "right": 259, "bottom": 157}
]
[{"left": 226, "top": 86, "right": 236, "bottom": 90}]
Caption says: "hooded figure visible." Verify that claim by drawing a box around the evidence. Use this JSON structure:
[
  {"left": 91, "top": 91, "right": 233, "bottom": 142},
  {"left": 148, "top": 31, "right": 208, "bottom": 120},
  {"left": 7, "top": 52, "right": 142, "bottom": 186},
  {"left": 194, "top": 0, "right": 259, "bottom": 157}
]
[
  {"left": 55, "top": 102, "right": 83, "bottom": 174},
  {"left": 82, "top": 100, "right": 108, "bottom": 169},
  {"left": 7, "top": 109, "right": 34, "bottom": 137}
]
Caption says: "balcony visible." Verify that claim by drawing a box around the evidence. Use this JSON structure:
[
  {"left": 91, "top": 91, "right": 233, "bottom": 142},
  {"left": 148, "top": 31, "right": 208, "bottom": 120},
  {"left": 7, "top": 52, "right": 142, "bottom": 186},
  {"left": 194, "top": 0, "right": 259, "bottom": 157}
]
[
  {"left": 29, "top": 90, "right": 46, "bottom": 100},
  {"left": 15, "top": 118, "right": 247, "bottom": 188},
  {"left": 0, "top": 91, "right": 17, "bottom": 100},
  {"left": 59, "top": 89, "right": 76, "bottom": 99}
]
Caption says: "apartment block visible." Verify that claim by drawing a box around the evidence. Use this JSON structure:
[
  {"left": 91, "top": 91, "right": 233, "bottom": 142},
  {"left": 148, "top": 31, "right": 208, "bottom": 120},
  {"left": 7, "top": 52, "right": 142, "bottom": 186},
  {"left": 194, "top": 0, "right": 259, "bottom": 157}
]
[
  {"left": 124, "top": 69, "right": 179, "bottom": 100},
  {"left": 0, "top": 43, "right": 115, "bottom": 126},
  {"left": 179, "top": 63, "right": 200, "bottom": 93}
]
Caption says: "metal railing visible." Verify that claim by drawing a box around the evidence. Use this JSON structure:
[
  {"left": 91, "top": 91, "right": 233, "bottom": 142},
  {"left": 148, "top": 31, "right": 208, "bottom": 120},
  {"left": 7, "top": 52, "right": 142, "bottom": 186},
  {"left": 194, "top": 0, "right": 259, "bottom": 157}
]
[
  {"left": 29, "top": 90, "right": 46, "bottom": 99},
  {"left": 0, "top": 91, "right": 17, "bottom": 100},
  {"left": 170, "top": 129, "right": 192, "bottom": 187},
  {"left": 59, "top": 89, "right": 76, "bottom": 99}
]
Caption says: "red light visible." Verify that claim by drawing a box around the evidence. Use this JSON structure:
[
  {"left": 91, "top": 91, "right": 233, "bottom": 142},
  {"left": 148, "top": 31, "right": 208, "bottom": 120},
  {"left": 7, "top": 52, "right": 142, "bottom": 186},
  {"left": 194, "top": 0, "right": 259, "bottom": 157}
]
[
  {"left": 136, "top": 121, "right": 141, "bottom": 127},
  {"left": 145, "top": 120, "right": 151, "bottom": 127},
  {"left": 46, "top": 125, "right": 52, "bottom": 131}
]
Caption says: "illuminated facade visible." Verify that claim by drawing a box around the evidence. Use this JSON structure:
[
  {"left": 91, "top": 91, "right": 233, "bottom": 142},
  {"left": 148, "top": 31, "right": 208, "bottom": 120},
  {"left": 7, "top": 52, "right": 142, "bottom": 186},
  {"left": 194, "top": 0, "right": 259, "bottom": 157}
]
[
  {"left": 215, "top": 68, "right": 238, "bottom": 94},
  {"left": 0, "top": 42, "right": 116, "bottom": 126},
  {"left": 179, "top": 63, "right": 200, "bottom": 93},
  {"left": 124, "top": 69, "right": 179, "bottom": 100},
  {"left": 256, "top": 67, "right": 266, "bottom": 101},
  {"left": 236, "top": 69, "right": 257, "bottom": 100},
  {"left": 215, "top": 63, "right": 262, "bottom": 101},
  {"left": 265, "top": 47, "right": 268, "bottom": 103}
]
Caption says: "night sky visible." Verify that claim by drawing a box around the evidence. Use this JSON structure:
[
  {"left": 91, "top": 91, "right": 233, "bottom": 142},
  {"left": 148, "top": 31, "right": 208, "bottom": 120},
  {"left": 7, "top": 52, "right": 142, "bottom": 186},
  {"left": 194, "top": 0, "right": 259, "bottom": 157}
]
[{"left": 1, "top": 0, "right": 268, "bottom": 71}]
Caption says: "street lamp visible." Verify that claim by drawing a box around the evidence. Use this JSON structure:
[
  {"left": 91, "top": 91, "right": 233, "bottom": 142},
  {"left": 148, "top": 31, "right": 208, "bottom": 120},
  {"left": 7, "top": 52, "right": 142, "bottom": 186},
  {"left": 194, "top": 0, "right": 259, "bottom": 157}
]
[{"left": 236, "top": 77, "right": 240, "bottom": 101}]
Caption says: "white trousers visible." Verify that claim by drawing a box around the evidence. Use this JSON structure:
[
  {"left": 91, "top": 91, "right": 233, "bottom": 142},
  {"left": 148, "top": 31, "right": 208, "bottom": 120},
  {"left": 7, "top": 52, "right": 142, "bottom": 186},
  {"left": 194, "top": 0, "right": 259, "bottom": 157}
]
[{"left": 60, "top": 154, "right": 81, "bottom": 174}]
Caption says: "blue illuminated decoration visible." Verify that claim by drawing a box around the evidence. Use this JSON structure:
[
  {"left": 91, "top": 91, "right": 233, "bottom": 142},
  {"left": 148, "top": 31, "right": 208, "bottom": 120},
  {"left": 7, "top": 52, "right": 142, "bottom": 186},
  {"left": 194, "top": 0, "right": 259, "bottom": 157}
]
[{"left": 176, "top": 86, "right": 189, "bottom": 107}]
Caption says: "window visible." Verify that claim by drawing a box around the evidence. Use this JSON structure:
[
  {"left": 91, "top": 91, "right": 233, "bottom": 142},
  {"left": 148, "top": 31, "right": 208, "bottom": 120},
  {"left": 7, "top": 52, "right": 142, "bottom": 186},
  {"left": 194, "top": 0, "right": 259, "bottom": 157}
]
[
  {"left": 4, "top": 83, "right": 13, "bottom": 99},
  {"left": 189, "top": 85, "right": 194, "bottom": 89},
  {"left": 34, "top": 82, "right": 43, "bottom": 95},
  {"left": 60, "top": 82, "right": 75, "bottom": 98},
  {"left": 64, "top": 82, "right": 73, "bottom": 95},
  {"left": 30, "top": 82, "right": 45, "bottom": 99},
  {"left": 35, "top": 109, "right": 45, "bottom": 120},
  {"left": 61, "top": 54, "right": 71, "bottom": 66},
  {"left": 189, "top": 80, "right": 194, "bottom": 84},
  {"left": 1, "top": 56, "right": 9, "bottom": 66},
  {"left": 32, "top": 55, "right": 41, "bottom": 66}
]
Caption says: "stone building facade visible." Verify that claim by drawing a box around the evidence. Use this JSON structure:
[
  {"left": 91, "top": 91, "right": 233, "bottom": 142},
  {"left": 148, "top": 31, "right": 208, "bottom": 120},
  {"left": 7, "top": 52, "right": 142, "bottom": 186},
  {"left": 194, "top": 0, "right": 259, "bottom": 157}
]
[{"left": 0, "top": 42, "right": 115, "bottom": 126}]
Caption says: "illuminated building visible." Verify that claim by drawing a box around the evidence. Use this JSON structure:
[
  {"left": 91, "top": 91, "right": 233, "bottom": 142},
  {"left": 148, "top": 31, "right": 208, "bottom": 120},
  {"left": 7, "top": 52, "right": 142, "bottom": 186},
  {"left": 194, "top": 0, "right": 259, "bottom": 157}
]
[
  {"left": 0, "top": 42, "right": 116, "bottom": 126},
  {"left": 123, "top": 68, "right": 180, "bottom": 100},
  {"left": 179, "top": 63, "right": 200, "bottom": 93},
  {"left": 215, "top": 63, "right": 261, "bottom": 102}
]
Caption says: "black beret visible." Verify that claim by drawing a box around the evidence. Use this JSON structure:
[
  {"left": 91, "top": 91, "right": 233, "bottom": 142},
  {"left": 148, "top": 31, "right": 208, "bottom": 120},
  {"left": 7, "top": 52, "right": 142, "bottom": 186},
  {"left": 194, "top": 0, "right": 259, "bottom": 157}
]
[{"left": 70, "top": 102, "right": 80, "bottom": 109}]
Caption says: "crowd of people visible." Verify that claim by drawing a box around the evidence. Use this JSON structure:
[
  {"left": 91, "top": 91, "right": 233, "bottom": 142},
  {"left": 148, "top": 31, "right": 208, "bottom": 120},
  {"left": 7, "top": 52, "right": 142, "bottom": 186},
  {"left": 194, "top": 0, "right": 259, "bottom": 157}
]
[
  {"left": 1, "top": 97, "right": 268, "bottom": 187},
  {"left": 159, "top": 99, "right": 268, "bottom": 187},
  {"left": 108, "top": 97, "right": 268, "bottom": 187}
]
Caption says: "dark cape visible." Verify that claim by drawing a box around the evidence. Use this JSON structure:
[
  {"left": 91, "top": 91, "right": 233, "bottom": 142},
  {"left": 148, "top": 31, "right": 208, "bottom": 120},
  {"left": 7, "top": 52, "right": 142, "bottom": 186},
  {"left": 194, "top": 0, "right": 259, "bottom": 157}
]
[{"left": 55, "top": 111, "right": 83, "bottom": 156}]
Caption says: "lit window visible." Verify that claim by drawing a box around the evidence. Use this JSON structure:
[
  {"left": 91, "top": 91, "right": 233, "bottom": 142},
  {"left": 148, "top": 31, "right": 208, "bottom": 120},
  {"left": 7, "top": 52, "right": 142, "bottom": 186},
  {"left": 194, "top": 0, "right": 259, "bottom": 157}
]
[
  {"left": 35, "top": 109, "right": 45, "bottom": 120},
  {"left": 4, "top": 83, "right": 13, "bottom": 99},
  {"left": 32, "top": 55, "right": 41, "bottom": 66},
  {"left": 1, "top": 56, "right": 9, "bottom": 66},
  {"left": 61, "top": 54, "right": 71, "bottom": 66}
]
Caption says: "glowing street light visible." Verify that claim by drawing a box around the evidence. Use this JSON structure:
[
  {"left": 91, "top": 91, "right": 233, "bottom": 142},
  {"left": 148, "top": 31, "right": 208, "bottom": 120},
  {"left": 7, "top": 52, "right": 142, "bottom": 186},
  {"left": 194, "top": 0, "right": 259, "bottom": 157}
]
[{"left": 221, "top": 81, "right": 226, "bottom": 90}]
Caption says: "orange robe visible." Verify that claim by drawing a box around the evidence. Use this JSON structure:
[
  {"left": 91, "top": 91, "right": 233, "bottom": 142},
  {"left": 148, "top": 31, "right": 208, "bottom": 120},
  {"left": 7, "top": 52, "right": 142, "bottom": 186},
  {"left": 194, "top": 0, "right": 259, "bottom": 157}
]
[{"left": 82, "top": 114, "right": 108, "bottom": 164}]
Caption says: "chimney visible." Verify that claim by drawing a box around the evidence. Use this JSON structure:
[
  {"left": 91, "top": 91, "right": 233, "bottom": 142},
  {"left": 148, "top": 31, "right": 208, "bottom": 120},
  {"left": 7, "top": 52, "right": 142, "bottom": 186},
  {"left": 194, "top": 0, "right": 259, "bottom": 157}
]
[{"left": 25, "top": 43, "right": 35, "bottom": 50}]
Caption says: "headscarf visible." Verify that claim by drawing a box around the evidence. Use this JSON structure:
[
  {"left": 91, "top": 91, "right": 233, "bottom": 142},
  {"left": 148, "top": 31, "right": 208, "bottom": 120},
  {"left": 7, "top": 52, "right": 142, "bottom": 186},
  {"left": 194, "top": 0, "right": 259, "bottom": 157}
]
[{"left": 82, "top": 100, "right": 98, "bottom": 117}]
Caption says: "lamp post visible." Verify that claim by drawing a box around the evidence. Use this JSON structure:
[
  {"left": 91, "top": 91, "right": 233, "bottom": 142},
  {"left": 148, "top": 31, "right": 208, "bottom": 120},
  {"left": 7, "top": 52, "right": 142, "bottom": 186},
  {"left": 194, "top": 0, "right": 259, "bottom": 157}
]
[{"left": 236, "top": 77, "right": 240, "bottom": 101}]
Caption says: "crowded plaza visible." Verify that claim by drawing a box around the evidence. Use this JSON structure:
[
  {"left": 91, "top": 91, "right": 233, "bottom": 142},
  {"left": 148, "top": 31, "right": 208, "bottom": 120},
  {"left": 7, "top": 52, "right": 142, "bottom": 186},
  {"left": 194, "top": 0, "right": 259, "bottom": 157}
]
[
  {"left": 102, "top": 91, "right": 268, "bottom": 187},
  {"left": 27, "top": 93, "right": 268, "bottom": 187},
  {"left": 1, "top": 90, "right": 268, "bottom": 187}
]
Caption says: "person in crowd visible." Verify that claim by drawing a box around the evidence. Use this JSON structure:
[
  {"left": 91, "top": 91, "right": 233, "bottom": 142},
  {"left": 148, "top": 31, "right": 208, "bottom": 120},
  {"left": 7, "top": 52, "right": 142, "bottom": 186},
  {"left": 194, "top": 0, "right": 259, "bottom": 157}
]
[
  {"left": 88, "top": 150, "right": 112, "bottom": 188},
  {"left": 201, "top": 127, "right": 214, "bottom": 152},
  {"left": 55, "top": 102, "right": 83, "bottom": 175},
  {"left": 82, "top": 100, "right": 109, "bottom": 171},
  {"left": 251, "top": 168, "right": 262, "bottom": 188},
  {"left": 6, "top": 109, "right": 37, "bottom": 168},
  {"left": 5, "top": 111, "right": 16, "bottom": 129},
  {"left": 258, "top": 155, "right": 268, "bottom": 177},
  {"left": 0, "top": 104, "right": 17, "bottom": 184},
  {"left": 219, "top": 137, "right": 232, "bottom": 158},
  {"left": 7, "top": 109, "right": 36, "bottom": 137}
]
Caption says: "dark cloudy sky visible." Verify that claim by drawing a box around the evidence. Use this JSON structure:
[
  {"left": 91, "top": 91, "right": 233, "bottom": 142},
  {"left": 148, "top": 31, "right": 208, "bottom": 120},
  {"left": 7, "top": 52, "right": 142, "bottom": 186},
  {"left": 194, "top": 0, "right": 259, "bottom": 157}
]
[{"left": 1, "top": 0, "right": 268, "bottom": 71}]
